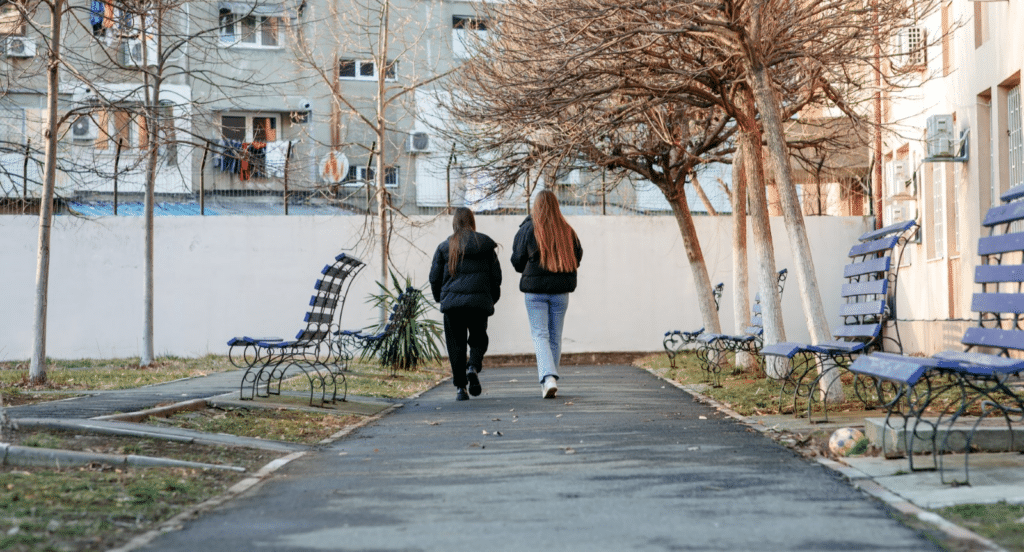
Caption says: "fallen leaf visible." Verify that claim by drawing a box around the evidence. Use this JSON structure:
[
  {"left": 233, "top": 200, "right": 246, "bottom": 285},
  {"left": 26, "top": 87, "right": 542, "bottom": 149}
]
[
  {"left": 564, "top": 448, "right": 576, "bottom": 455},
  {"left": 494, "top": 431, "right": 503, "bottom": 436},
  {"left": 425, "top": 421, "right": 441, "bottom": 426},
  {"left": 492, "top": 418, "right": 501, "bottom": 422},
  {"left": 564, "top": 401, "right": 574, "bottom": 405},
  {"left": 482, "top": 430, "right": 489, "bottom": 435},
  {"left": 699, "top": 416, "right": 707, "bottom": 420},
  {"left": 556, "top": 414, "right": 562, "bottom": 418}
]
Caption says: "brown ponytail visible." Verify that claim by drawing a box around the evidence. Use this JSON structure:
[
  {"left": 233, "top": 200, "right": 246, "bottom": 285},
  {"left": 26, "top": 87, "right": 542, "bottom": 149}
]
[{"left": 448, "top": 207, "right": 477, "bottom": 277}]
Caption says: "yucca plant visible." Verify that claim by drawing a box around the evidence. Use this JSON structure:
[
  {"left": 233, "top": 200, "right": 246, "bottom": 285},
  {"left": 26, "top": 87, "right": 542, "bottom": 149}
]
[{"left": 362, "top": 271, "right": 444, "bottom": 374}]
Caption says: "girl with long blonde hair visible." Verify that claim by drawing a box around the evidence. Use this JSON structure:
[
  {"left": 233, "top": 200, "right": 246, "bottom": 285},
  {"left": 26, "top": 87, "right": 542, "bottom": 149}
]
[{"left": 511, "top": 190, "right": 583, "bottom": 398}]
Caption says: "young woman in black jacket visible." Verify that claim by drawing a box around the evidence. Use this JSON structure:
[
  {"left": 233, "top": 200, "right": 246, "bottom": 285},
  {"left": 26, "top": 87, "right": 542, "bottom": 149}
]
[
  {"left": 511, "top": 190, "right": 582, "bottom": 398},
  {"left": 429, "top": 207, "right": 502, "bottom": 401}
]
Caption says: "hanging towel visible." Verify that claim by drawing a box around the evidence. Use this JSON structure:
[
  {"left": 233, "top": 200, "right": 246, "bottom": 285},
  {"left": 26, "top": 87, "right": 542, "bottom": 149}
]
[{"left": 265, "top": 141, "right": 289, "bottom": 178}]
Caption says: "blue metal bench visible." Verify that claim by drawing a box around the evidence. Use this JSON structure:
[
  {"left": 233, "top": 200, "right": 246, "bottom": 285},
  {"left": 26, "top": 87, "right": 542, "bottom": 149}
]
[
  {"left": 335, "top": 286, "right": 423, "bottom": 375},
  {"left": 695, "top": 269, "right": 787, "bottom": 387},
  {"left": 226, "top": 253, "right": 365, "bottom": 405},
  {"left": 849, "top": 184, "right": 1024, "bottom": 484},
  {"left": 761, "top": 220, "right": 918, "bottom": 421},
  {"left": 662, "top": 282, "right": 724, "bottom": 369}
]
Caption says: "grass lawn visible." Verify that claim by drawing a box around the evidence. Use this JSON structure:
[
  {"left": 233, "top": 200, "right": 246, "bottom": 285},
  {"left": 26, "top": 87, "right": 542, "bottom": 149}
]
[{"left": 0, "top": 355, "right": 446, "bottom": 552}]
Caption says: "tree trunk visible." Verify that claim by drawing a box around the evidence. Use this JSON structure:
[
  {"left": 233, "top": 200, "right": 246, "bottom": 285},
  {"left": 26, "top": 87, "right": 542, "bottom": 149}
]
[
  {"left": 29, "top": 0, "right": 64, "bottom": 384},
  {"left": 141, "top": 35, "right": 160, "bottom": 367},
  {"left": 746, "top": 66, "right": 842, "bottom": 400},
  {"left": 663, "top": 181, "right": 723, "bottom": 369},
  {"left": 375, "top": 0, "right": 391, "bottom": 324},
  {"left": 736, "top": 89, "right": 788, "bottom": 379},
  {"left": 690, "top": 173, "right": 718, "bottom": 216},
  {"left": 730, "top": 149, "right": 755, "bottom": 373}
]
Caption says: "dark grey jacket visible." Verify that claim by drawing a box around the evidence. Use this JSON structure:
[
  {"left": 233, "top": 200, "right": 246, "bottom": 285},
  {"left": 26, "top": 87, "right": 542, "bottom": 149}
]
[
  {"left": 429, "top": 231, "right": 502, "bottom": 314},
  {"left": 511, "top": 216, "right": 583, "bottom": 294}
]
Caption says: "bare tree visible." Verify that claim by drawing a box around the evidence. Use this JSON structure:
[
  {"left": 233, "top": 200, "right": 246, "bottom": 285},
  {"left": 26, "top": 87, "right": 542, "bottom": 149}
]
[
  {"left": 443, "top": 0, "right": 739, "bottom": 342},
  {"left": 286, "top": 0, "right": 454, "bottom": 295}
]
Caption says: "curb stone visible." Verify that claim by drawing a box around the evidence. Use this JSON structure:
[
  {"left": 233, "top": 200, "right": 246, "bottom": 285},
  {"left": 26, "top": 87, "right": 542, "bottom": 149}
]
[
  {"left": 640, "top": 365, "right": 1008, "bottom": 552},
  {"left": 106, "top": 386, "right": 421, "bottom": 551},
  {"left": 105, "top": 451, "right": 308, "bottom": 552}
]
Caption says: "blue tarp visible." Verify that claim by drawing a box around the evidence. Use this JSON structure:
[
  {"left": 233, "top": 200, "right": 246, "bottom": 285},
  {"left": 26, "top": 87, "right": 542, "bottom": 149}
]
[{"left": 63, "top": 201, "right": 351, "bottom": 216}]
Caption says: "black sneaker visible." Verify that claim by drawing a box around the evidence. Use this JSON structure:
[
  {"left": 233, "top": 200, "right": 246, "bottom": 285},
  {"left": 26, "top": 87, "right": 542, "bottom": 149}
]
[
  {"left": 466, "top": 366, "right": 482, "bottom": 397},
  {"left": 456, "top": 387, "right": 470, "bottom": 401}
]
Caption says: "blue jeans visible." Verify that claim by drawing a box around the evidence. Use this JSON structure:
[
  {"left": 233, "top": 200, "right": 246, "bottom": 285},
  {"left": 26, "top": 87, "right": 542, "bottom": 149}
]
[{"left": 524, "top": 293, "right": 569, "bottom": 383}]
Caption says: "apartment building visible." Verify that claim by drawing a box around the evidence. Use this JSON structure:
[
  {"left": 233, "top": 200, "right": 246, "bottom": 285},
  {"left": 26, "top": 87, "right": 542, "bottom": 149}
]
[
  {"left": 880, "top": 0, "right": 1023, "bottom": 355},
  {"left": 0, "top": 0, "right": 511, "bottom": 214}
]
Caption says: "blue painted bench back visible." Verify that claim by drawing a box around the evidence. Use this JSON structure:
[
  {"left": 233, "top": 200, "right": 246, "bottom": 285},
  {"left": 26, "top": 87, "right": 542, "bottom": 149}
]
[
  {"left": 743, "top": 269, "right": 788, "bottom": 337},
  {"left": 812, "top": 220, "right": 917, "bottom": 354},
  {"left": 851, "top": 184, "right": 1024, "bottom": 384}
]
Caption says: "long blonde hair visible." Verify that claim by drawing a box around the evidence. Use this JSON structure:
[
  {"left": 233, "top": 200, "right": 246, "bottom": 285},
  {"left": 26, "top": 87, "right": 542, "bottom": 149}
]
[{"left": 532, "top": 190, "right": 578, "bottom": 273}]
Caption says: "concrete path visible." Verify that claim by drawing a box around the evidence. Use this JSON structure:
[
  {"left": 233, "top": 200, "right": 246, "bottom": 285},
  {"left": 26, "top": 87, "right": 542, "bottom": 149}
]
[
  {"left": 7, "top": 369, "right": 245, "bottom": 420},
  {"left": 137, "top": 364, "right": 941, "bottom": 552}
]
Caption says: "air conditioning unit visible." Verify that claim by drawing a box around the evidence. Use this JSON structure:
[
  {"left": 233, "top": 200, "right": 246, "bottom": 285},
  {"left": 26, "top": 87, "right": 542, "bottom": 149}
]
[
  {"left": 123, "top": 38, "right": 158, "bottom": 67},
  {"left": 405, "top": 131, "right": 431, "bottom": 153},
  {"left": 892, "top": 159, "right": 911, "bottom": 184},
  {"left": 926, "top": 114, "right": 956, "bottom": 158},
  {"left": 5, "top": 37, "right": 36, "bottom": 58},
  {"left": 71, "top": 116, "right": 98, "bottom": 141}
]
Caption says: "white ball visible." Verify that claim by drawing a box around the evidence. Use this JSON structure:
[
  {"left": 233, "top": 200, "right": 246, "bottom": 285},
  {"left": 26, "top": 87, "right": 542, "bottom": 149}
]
[{"left": 828, "top": 427, "right": 865, "bottom": 456}]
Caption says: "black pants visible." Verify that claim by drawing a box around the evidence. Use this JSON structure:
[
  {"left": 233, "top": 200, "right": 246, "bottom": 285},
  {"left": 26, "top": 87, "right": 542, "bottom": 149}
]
[{"left": 443, "top": 307, "right": 490, "bottom": 388}]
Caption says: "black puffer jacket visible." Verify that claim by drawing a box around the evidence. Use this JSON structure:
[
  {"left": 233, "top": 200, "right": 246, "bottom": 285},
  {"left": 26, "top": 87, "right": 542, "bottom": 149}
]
[
  {"left": 429, "top": 231, "right": 502, "bottom": 314},
  {"left": 511, "top": 216, "right": 583, "bottom": 294}
]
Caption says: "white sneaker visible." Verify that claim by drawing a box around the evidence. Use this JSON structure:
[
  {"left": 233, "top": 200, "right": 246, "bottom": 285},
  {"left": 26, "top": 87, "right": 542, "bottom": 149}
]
[{"left": 542, "top": 376, "right": 558, "bottom": 399}]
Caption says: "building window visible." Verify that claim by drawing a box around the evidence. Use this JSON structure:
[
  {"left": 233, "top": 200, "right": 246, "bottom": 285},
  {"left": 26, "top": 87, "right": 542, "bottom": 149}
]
[
  {"left": 897, "top": 27, "right": 926, "bottom": 68},
  {"left": 220, "top": 114, "right": 278, "bottom": 142},
  {"left": 220, "top": 5, "right": 281, "bottom": 48},
  {"left": 338, "top": 59, "right": 397, "bottom": 81},
  {"left": 0, "top": 107, "right": 25, "bottom": 145},
  {"left": 343, "top": 165, "right": 398, "bottom": 187},
  {"left": 452, "top": 15, "right": 487, "bottom": 58},
  {"left": 1008, "top": 85, "right": 1023, "bottom": 193},
  {"left": 71, "top": 109, "right": 149, "bottom": 151},
  {"left": 0, "top": 3, "right": 25, "bottom": 36},
  {"left": 929, "top": 163, "right": 946, "bottom": 260}
]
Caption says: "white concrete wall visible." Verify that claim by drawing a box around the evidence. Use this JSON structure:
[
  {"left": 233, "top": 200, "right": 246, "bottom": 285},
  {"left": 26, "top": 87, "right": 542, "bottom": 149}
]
[{"left": 0, "top": 215, "right": 870, "bottom": 361}]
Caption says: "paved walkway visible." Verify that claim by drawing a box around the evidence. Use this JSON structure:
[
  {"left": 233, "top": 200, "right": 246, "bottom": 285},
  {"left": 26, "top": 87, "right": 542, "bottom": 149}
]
[
  {"left": 120, "top": 365, "right": 943, "bottom": 552},
  {"left": 7, "top": 370, "right": 245, "bottom": 420}
]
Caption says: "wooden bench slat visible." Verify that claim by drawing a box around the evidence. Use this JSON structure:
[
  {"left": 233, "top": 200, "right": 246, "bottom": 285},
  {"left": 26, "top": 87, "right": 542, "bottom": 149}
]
[
  {"left": 961, "top": 326, "right": 1024, "bottom": 352},
  {"left": 1002, "top": 184, "right": 1024, "bottom": 203},
  {"left": 841, "top": 279, "right": 887, "bottom": 298},
  {"left": 932, "top": 350, "right": 1024, "bottom": 374},
  {"left": 982, "top": 201, "right": 1024, "bottom": 227},
  {"left": 847, "top": 353, "right": 940, "bottom": 385},
  {"left": 806, "top": 340, "right": 868, "bottom": 354},
  {"left": 970, "top": 292, "right": 1024, "bottom": 314},
  {"left": 830, "top": 323, "right": 882, "bottom": 339},
  {"left": 760, "top": 342, "right": 806, "bottom": 358},
  {"left": 304, "top": 312, "right": 334, "bottom": 325},
  {"left": 857, "top": 220, "right": 917, "bottom": 242},
  {"left": 309, "top": 296, "right": 339, "bottom": 309},
  {"left": 848, "top": 235, "right": 900, "bottom": 258},
  {"left": 977, "top": 232, "right": 1024, "bottom": 256},
  {"left": 844, "top": 257, "right": 891, "bottom": 278},
  {"left": 838, "top": 300, "right": 886, "bottom": 317},
  {"left": 974, "top": 265, "right": 1024, "bottom": 283}
]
